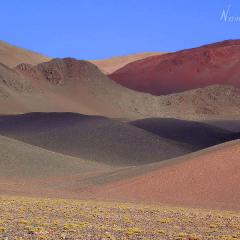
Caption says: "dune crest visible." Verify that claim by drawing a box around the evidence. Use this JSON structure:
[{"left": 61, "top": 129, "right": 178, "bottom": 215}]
[{"left": 0, "top": 40, "right": 50, "bottom": 67}]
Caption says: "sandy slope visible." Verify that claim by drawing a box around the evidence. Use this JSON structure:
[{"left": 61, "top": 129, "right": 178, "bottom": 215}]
[
  {"left": 0, "top": 134, "right": 124, "bottom": 198},
  {"left": 0, "top": 58, "right": 239, "bottom": 120},
  {"left": 0, "top": 40, "right": 50, "bottom": 67},
  {"left": 89, "top": 140, "right": 240, "bottom": 210},
  {"left": 90, "top": 52, "right": 164, "bottom": 74},
  {"left": 109, "top": 40, "right": 240, "bottom": 95},
  {"left": 0, "top": 135, "right": 111, "bottom": 179},
  {"left": 0, "top": 112, "right": 191, "bottom": 166}
]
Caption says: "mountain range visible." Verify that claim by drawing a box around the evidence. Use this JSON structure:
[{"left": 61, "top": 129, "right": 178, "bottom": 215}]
[{"left": 0, "top": 39, "right": 239, "bottom": 210}]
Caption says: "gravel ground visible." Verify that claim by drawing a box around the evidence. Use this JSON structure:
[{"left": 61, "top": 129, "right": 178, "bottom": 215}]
[{"left": 0, "top": 196, "right": 239, "bottom": 240}]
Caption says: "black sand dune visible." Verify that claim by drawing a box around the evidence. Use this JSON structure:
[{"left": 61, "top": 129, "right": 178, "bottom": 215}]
[
  {"left": 0, "top": 112, "right": 191, "bottom": 166},
  {"left": 205, "top": 120, "right": 240, "bottom": 132},
  {"left": 130, "top": 118, "right": 239, "bottom": 150}
]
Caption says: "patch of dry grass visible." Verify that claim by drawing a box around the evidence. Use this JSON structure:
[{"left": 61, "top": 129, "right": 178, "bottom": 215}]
[{"left": 0, "top": 196, "right": 239, "bottom": 239}]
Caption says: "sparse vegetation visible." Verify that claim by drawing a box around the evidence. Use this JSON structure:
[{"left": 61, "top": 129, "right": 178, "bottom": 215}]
[{"left": 0, "top": 196, "right": 239, "bottom": 239}]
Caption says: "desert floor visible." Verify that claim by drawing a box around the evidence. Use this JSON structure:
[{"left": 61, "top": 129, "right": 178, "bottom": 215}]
[{"left": 0, "top": 196, "right": 239, "bottom": 240}]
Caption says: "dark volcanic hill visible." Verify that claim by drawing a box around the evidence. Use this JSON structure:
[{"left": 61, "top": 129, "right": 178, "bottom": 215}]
[
  {"left": 130, "top": 118, "right": 238, "bottom": 150},
  {"left": 109, "top": 40, "right": 240, "bottom": 95},
  {"left": 205, "top": 120, "right": 240, "bottom": 132}
]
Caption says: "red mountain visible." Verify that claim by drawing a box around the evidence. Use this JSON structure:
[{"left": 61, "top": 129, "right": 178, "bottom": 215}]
[{"left": 109, "top": 40, "right": 240, "bottom": 95}]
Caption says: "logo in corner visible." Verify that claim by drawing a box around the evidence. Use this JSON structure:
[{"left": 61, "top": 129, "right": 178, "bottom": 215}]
[{"left": 220, "top": 5, "right": 240, "bottom": 23}]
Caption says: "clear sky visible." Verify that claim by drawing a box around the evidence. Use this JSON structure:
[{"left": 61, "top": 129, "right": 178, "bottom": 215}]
[{"left": 1, "top": 0, "right": 240, "bottom": 59}]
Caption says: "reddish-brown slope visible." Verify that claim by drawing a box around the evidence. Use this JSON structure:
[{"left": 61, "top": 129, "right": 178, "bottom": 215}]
[
  {"left": 109, "top": 40, "right": 240, "bottom": 95},
  {"left": 90, "top": 140, "right": 240, "bottom": 210}
]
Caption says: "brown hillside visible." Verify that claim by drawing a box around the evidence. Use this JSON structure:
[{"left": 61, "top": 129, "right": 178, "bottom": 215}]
[{"left": 0, "top": 58, "right": 239, "bottom": 120}]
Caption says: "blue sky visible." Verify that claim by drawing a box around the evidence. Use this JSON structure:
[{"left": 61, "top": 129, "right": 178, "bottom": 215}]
[{"left": 1, "top": 0, "right": 240, "bottom": 59}]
